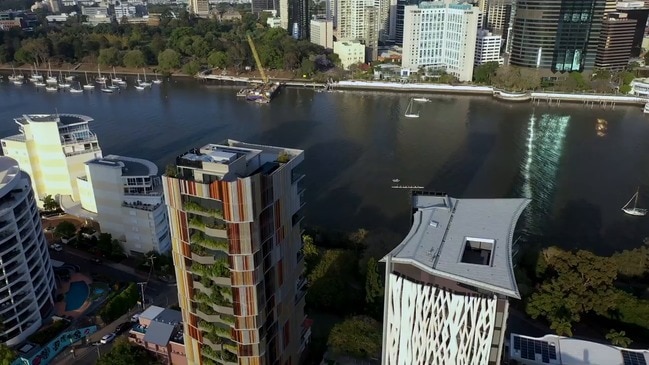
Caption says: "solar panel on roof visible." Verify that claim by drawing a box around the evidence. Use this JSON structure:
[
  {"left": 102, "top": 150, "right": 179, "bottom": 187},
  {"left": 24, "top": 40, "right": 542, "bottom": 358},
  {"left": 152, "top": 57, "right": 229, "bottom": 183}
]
[
  {"left": 516, "top": 337, "right": 558, "bottom": 363},
  {"left": 549, "top": 345, "right": 557, "bottom": 360},
  {"left": 622, "top": 350, "right": 648, "bottom": 365}
]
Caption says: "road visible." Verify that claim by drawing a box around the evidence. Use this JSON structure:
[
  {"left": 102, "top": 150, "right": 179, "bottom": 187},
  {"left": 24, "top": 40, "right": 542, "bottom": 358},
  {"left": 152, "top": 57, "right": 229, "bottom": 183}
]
[{"left": 48, "top": 245, "right": 178, "bottom": 365}]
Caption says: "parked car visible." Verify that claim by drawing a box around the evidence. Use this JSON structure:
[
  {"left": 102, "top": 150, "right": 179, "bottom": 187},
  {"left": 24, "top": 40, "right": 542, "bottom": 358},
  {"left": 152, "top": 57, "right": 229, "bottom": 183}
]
[
  {"left": 50, "top": 244, "right": 63, "bottom": 252},
  {"left": 115, "top": 322, "right": 132, "bottom": 334},
  {"left": 130, "top": 313, "right": 141, "bottom": 323},
  {"left": 100, "top": 333, "right": 116, "bottom": 344}
]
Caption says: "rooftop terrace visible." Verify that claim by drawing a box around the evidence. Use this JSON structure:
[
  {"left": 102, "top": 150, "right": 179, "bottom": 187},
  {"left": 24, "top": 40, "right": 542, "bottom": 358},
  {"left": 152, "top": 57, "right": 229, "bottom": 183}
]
[
  {"left": 383, "top": 192, "right": 529, "bottom": 298},
  {"left": 87, "top": 154, "right": 157, "bottom": 177},
  {"left": 14, "top": 114, "right": 94, "bottom": 127}
]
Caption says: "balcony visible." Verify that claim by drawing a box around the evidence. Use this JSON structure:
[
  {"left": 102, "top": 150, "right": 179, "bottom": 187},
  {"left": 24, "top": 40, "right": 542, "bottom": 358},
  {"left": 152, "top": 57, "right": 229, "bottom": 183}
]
[
  {"left": 64, "top": 146, "right": 101, "bottom": 157},
  {"left": 191, "top": 260, "right": 231, "bottom": 279},
  {"left": 122, "top": 201, "right": 162, "bottom": 212},
  {"left": 191, "top": 232, "right": 228, "bottom": 252},
  {"left": 183, "top": 201, "right": 224, "bottom": 219},
  {"left": 294, "top": 287, "right": 306, "bottom": 305}
]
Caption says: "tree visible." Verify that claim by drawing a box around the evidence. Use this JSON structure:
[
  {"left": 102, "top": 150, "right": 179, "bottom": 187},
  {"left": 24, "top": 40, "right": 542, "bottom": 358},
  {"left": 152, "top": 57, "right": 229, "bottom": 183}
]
[
  {"left": 299, "top": 58, "right": 315, "bottom": 76},
  {"left": 122, "top": 49, "right": 146, "bottom": 68},
  {"left": 365, "top": 258, "right": 383, "bottom": 304},
  {"left": 473, "top": 61, "right": 499, "bottom": 84},
  {"left": 43, "top": 194, "right": 59, "bottom": 211},
  {"left": 0, "top": 344, "right": 16, "bottom": 365},
  {"left": 182, "top": 59, "right": 201, "bottom": 75},
  {"left": 606, "top": 329, "right": 632, "bottom": 348},
  {"left": 327, "top": 316, "right": 382, "bottom": 359},
  {"left": 207, "top": 50, "right": 230, "bottom": 68},
  {"left": 97, "top": 338, "right": 155, "bottom": 365},
  {"left": 307, "top": 249, "right": 363, "bottom": 314},
  {"left": 17, "top": 38, "right": 50, "bottom": 66},
  {"left": 98, "top": 47, "right": 121, "bottom": 66},
  {"left": 54, "top": 221, "right": 76, "bottom": 239},
  {"left": 157, "top": 48, "right": 181, "bottom": 73},
  {"left": 525, "top": 248, "right": 618, "bottom": 336}
]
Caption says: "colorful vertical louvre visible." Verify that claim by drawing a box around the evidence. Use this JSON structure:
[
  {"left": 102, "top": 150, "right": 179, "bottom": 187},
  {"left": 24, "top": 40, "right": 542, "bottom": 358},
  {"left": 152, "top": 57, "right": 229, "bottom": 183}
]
[
  {"left": 233, "top": 287, "right": 259, "bottom": 317},
  {"left": 231, "top": 255, "right": 255, "bottom": 272},
  {"left": 233, "top": 328, "right": 260, "bottom": 345},
  {"left": 163, "top": 176, "right": 182, "bottom": 209},
  {"left": 228, "top": 223, "right": 258, "bottom": 255},
  {"left": 222, "top": 178, "right": 254, "bottom": 223}
]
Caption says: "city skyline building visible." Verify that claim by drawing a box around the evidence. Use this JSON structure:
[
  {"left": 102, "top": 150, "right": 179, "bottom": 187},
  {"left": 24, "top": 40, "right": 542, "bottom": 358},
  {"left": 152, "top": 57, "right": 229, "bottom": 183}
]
[
  {"left": 381, "top": 192, "right": 529, "bottom": 365},
  {"left": 394, "top": 0, "right": 422, "bottom": 45},
  {"left": 475, "top": 29, "right": 503, "bottom": 65},
  {"left": 311, "top": 18, "right": 334, "bottom": 48},
  {"left": 289, "top": 0, "right": 310, "bottom": 39},
  {"left": 189, "top": 0, "right": 210, "bottom": 17},
  {"left": 483, "top": 0, "right": 512, "bottom": 51},
  {"left": 595, "top": 12, "right": 636, "bottom": 70},
  {"left": 337, "top": 0, "right": 380, "bottom": 61},
  {"left": 0, "top": 156, "right": 56, "bottom": 346},
  {"left": 616, "top": 0, "right": 649, "bottom": 57},
  {"left": 162, "top": 140, "right": 310, "bottom": 365},
  {"left": 76, "top": 155, "right": 171, "bottom": 255},
  {"left": 509, "top": 0, "right": 606, "bottom": 72},
  {"left": 401, "top": 2, "right": 480, "bottom": 82},
  {"left": 1, "top": 114, "right": 102, "bottom": 205}
]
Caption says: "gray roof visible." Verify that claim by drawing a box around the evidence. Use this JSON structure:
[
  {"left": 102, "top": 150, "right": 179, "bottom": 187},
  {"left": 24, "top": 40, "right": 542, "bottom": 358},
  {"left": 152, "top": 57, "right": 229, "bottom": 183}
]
[
  {"left": 87, "top": 154, "right": 157, "bottom": 177},
  {"left": 383, "top": 194, "right": 529, "bottom": 298},
  {"left": 14, "top": 113, "right": 93, "bottom": 126},
  {"left": 155, "top": 308, "right": 182, "bottom": 325},
  {"left": 143, "top": 321, "right": 175, "bottom": 346}
]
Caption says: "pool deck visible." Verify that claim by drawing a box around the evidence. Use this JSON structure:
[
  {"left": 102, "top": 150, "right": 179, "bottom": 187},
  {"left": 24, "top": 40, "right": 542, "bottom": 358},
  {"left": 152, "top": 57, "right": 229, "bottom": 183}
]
[{"left": 55, "top": 273, "right": 93, "bottom": 318}]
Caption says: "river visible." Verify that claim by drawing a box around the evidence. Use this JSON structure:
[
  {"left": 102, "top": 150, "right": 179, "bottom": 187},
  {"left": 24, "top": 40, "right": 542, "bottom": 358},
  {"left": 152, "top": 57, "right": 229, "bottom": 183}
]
[{"left": 1, "top": 76, "right": 648, "bottom": 256}]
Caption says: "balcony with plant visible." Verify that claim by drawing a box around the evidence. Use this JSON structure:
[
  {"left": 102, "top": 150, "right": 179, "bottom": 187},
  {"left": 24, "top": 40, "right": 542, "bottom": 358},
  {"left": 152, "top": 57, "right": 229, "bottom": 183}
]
[
  {"left": 191, "top": 259, "right": 231, "bottom": 279},
  {"left": 191, "top": 231, "right": 228, "bottom": 252},
  {"left": 183, "top": 200, "right": 224, "bottom": 219}
]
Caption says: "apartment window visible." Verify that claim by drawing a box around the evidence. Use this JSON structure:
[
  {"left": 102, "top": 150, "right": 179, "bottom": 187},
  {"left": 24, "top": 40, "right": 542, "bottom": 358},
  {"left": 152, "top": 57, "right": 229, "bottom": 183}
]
[{"left": 283, "top": 320, "right": 290, "bottom": 349}]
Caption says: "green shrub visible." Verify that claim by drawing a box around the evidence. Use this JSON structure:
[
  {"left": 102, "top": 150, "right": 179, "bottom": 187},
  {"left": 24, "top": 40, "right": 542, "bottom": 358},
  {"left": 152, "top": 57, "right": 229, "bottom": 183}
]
[
  {"left": 99, "top": 283, "right": 139, "bottom": 323},
  {"left": 28, "top": 320, "right": 69, "bottom": 345}
]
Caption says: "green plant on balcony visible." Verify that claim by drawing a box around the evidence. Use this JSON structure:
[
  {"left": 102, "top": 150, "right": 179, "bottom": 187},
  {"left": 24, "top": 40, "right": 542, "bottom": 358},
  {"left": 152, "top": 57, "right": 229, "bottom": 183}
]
[
  {"left": 202, "top": 344, "right": 220, "bottom": 359},
  {"left": 191, "top": 232, "right": 228, "bottom": 251},
  {"left": 206, "top": 220, "right": 227, "bottom": 230},
  {"left": 192, "top": 258, "right": 230, "bottom": 279},
  {"left": 223, "top": 343, "right": 237, "bottom": 355},
  {"left": 203, "top": 331, "right": 224, "bottom": 345},
  {"left": 191, "top": 243, "right": 208, "bottom": 256},
  {"left": 197, "top": 302, "right": 217, "bottom": 315},
  {"left": 209, "top": 287, "right": 232, "bottom": 307},
  {"left": 194, "top": 291, "right": 210, "bottom": 304},
  {"left": 165, "top": 164, "right": 178, "bottom": 178},
  {"left": 277, "top": 151, "right": 291, "bottom": 163},
  {"left": 221, "top": 349, "right": 237, "bottom": 362},
  {"left": 199, "top": 320, "right": 232, "bottom": 339},
  {"left": 183, "top": 201, "right": 224, "bottom": 219},
  {"left": 188, "top": 216, "right": 205, "bottom": 228},
  {"left": 201, "top": 355, "right": 218, "bottom": 365},
  {"left": 200, "top": 275, "right": 215, "bottom": 289},
  {"left": 220, "top": 314, "right": 235, "bottom": 325}
]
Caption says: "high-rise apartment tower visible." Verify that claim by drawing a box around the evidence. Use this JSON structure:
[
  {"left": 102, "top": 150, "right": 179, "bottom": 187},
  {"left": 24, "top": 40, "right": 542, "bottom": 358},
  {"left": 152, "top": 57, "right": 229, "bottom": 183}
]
[
  {"left": 163, "top": 140, "right": 310, "bottom": 365},
  {"left": 381, "top": 192, "right": 529, "bottom": 365},
  {"left": 0, "top": 157, "right": 56, "bottom": 346}
]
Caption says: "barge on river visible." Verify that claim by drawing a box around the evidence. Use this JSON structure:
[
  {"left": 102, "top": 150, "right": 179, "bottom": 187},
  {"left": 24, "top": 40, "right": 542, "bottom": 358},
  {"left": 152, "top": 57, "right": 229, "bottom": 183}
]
[{"left": 237, "top": 82, "right": 283, "bottom": 104}]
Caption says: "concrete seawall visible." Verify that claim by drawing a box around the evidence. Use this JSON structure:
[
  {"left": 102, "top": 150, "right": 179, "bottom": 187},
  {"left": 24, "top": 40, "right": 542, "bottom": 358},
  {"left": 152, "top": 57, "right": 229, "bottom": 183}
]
[{"left": 201, "top": 74, "right": 649, "bottom": 106}]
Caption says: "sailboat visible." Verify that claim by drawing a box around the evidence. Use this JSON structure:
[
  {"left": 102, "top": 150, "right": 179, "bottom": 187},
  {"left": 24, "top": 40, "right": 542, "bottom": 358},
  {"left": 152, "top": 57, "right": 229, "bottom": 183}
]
[
  {"left": 404, "top": 98, "right": 420, "bottom": 118},
  {"left": 96, "top": 66, "right": 107, "bottom": 83},
  {"left": 8, "top": 65, "right": 24, "bottom": 83},
  {"left": 65, "top": 72, "right": 75, "bottom": 82},
  {"left": 46, "top": 62, "right": 57, "bottom": 84},
  {"left": 413, "top": 97, "right": 431, "bottom": 102},
  {"left": 83, "top": 72, "right": 95, "bottom": 90},
  {"left": 34, "top": 79, "right": 46, "bottom": 87},
  {"left": 45, "top": 84, "right": 58, "bottom": 92},
  {"left": 108, "top": 79, "right": 119, "bottom": 91},
  {"left": 622, "top": 188, "right": 647, "bottom": 216},
  {"left": 30, "top": 63, "right": 43, "bottom": 82},
  {"left": 111, "top": 67, "right": 122, "bottom": 83},
  {"left": 58, "top": 71, "right": 71, "bottom": 88},
  {"left": 134, "top": 74, "right": 145, "bottom": 90},
  {"left": 101, "top": 82, "right": 115, "bottom": 93},
  {"left": 152, "top": 72, "right": 162, "bottom": 85},
  {"left": 69, "top": 82, "right": 83, "bottom": 93},
  {"left": 140, "top": 68, "right": 152, "bottom": 87}
]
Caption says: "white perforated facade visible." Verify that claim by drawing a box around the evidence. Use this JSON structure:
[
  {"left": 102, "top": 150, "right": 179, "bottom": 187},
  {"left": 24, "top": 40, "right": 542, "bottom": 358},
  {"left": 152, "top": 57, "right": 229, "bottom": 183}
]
[{"left": 384, "top": 273, "right": 498, "bottom": 365}]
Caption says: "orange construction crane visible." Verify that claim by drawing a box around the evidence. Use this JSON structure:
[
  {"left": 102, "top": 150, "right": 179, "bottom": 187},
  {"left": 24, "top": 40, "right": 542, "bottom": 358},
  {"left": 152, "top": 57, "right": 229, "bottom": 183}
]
[{"left": 246, "top": 34, "right": 268, "bottom": 84}]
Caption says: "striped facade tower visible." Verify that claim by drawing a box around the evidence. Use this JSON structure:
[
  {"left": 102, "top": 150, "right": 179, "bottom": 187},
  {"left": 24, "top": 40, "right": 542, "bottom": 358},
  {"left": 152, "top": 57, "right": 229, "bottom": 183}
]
[{"left": 162, "top": 140, "right": 310, "bottom": 365}]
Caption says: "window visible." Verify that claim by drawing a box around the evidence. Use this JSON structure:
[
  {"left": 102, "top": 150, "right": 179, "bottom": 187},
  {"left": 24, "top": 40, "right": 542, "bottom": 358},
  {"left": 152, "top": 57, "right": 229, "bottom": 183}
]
[{"left": 460, "top": 238, "right": 494, "bottom": 266}]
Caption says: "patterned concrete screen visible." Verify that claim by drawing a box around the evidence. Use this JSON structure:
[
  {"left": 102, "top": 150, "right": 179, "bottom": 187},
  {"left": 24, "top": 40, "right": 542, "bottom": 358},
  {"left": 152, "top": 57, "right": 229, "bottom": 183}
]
[{"left": 12, "top": 326, "right": 98, "bottom": 365}]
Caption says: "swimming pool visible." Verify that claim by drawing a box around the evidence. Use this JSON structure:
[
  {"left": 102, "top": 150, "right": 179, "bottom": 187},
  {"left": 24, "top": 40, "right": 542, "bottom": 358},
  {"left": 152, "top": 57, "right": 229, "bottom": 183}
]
[{"left": 65, "top": 281, "right": 89, "bottom": 311}]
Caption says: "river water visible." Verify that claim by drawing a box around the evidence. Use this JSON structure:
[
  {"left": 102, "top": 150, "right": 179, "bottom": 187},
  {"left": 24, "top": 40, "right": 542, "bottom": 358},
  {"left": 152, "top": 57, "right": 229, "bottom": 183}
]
[{"left": 1, "top": 77, "right": 648, "bottom": 255}]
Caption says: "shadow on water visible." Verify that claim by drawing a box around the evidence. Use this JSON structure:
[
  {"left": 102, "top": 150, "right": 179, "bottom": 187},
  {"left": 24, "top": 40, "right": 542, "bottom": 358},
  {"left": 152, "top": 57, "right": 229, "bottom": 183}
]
[{"left": 549, "top": 199, "right": 603, "bottom": 251}]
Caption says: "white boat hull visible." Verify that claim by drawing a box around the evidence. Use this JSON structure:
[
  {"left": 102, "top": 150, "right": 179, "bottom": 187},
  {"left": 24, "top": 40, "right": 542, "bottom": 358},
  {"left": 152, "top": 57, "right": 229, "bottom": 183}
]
[
  {"left": 83, "top": 85, "right": 95, "bottom": 90},
  {"left": 622, "top": 208, "right": 647, "bottom": 216}
]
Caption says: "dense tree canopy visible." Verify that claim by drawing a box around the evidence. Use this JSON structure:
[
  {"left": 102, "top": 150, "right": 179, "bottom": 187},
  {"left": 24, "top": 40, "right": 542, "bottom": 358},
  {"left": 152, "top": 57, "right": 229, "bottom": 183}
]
[
  {"left": 0, "top": 11, "right": 337, "bottom": 76},
  {"left": 0, "top": 344, "right": 16, "bottom": 365},
  {"left": 97, "top": 338, "right": 156, "bottom": 365},
  {"left": 327, "top": 316, "right": 382, "bottom": 359}
]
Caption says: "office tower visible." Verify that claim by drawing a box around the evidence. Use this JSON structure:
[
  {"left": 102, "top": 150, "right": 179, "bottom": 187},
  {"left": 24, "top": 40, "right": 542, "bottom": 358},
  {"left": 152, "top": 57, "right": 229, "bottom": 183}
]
[
  {"left": 617, "top": 0, "right": 649, "bottom": 57},
  {"left": 337, "top": 0, "right": 380, "bottom": 61},
  {"left": 77, "top": 155, "right": 171, "bottom": 255},
  {"left": 475, "top": 29, "right": 503, "bottom": 65},
  {"left": 509, "top": 0, "right": 606, "bottom": 72},
  {"left": 484, "top": 0, "right": 512, "bottom": 51},
  {"left": 311, "top": 18, "right": 334, "bottom": 48},
  {"left": 595, "top": 12, "right": 636, "bottom": 70},
  {"left": 48, "top": 0, "right": 62, "bottom": 13},
  {"left": 252, "top": 0, "right": 275, "bottom": 14},
  {"left": 289, "top": 0, "right": 310, "bottom": 39},
  {"left": 394, "top": 0, "right": 421, "bottom": 45},
  {"left": 0, "top": 157, "right": 56, "bottom": 346},
  {"left": 1, "top": 114, "right": 102, "bottom": 204},
  {"left": 376, "top": 0, "right": 391, "bottom": 40},
  {"left": 163, "top": 140, "right": 309, "bottom": 365},
  {"left": 381, "top": 192, "right": 529, "bottom": 365},
  {"left": 402, "top": 2, "right": 480, "bottom": 82},
  {"left": 189, "top": 0, "right": 209, "bottom": 17}
]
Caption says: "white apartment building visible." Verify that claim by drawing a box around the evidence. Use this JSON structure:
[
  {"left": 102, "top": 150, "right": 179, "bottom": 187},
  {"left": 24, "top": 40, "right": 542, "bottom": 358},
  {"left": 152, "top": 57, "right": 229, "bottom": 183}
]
[
  {"left": 475, "top": 29, "right": 503, "bottom": 65},
  {"left": 0, "top": 157, "right": 56, "bottom": 346},
  {"left": 337, "top": 0, "right": 380, "bottom": 60},
  {"left": 114, "top": 3, "right": 136, "bottom": 18},
  {"left": 1, "top": 114, "right": 102, "bottom": 204},
  {"left": 381, "top": 192, "right": 529, "bottom": 365},
  {"left": 77, "top": 155, "right": 171, "bottom": 254},
  {"left": 334, "top": 40, "right": 366, "bottom": 69},
  {"left": 311, "top": 18, "right": 334, "bottom": 48},
  {"left": 402, "top": 2, "right": 480, "bottom": 82}
]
